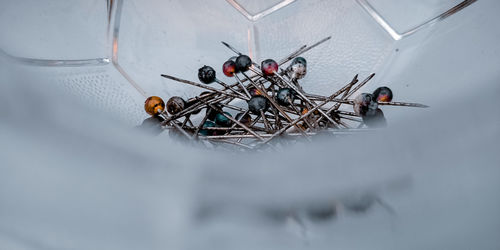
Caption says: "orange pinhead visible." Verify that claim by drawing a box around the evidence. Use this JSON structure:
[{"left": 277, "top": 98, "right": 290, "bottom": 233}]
[{"left": 144, "top": 96, "right": 165, "bottom": 116}]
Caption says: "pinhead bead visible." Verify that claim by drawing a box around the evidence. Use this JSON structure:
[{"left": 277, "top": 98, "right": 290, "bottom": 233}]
[
  {"left": 222, "top": 60, "right": 237, "bottom": 77},
  {"left": 248, "top": 87, "right": 263, "bottom": 97},
  {"left": 138, "top": 116, "right": 165, "bottom": 135},
  {"left": 261, "top": 59, "right": 278, "bottom": 76},
  {"left": 301, "top": 108, "right": 308, "bottom": 116},
  {"left": 287, "top": 57, "right": 307, "bottom": 80},
  {"left": 235, "top": 55, "right": 252, "bottom": 72},
  {"left": 198, "top": 65, "right": 216, "bottom": 84},
  {"left": 301, "top": 107, "right": 320, "bottom": 116},
  {"left": 235, "top": 112, "right": 252, "bottom": 125},
  {"left": 144, "top": 96, "right": 165, "bottom": 116},
  {"left": 199, "top": 121, "right": 217, "bottom": 136},
  {"left": 353, "top": 93, "right": 378, "bottom": 116},
  {"left": 247, "top": 96, "right": 270, "bottom": 115},
  {"left": 186, "top": 91, "right": 212, "bottom": 115},
  {"left": 276, "top": 88, "right": 295, "bottom": 106},
  {"left": 215, "top": 112, "right": 233, "bottom": 127},
  {"left": 166, "top": 96, "right": 186, "bottom": 115},
  {"left": 206, "top": 104, "right": 222, "bottom": 121},
  {"left": 373, "top": 86, "right": 393, "bottom": 102},
  {"left": 185, "top": 99, "right": 201, "bottom": 115},
  {"left": 292, "top": 57, "right": 307, "bottom": 66},
  {"left": 362, "top": 108, "right": 387, "bottom": 128}
]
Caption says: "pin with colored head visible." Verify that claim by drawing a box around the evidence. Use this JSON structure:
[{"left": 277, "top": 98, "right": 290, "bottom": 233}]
[
  {"left": 138, "top": 116, "right": 165, "bottom": 135},
  {"left": 206, "top": 104, "right": 222, "bottom": 121},
  {"left": 248, "top": 87, "right": 263, "bottom": 97},
  {"left": 286, "top": 57, "right": 307, "bottom": 80},
  {"left": 223, "top": 57, "right": 253, "bottom": 98},
  {"left": 197, "top": 65, "right": 217, "bottom": 84},
  {"left": 362, "top": 108, "right": 387, "bottom": 128},
  {"left": 222, "top": 60, "right": 238, "bottom": 77},
  {"left": 198, "top": 65, "right": 245, "bottom": 98},
  {"left": 215, "top": 112, "right": 233, "bottom": 127},
  {"left": 261, "top": 59, "right": 279, "bottom": 77},
  {"left": 276, "top": 88, "right": 296, "bottom": 106},
  {"left": 353, "top": 93, "right": 378, "bottom": 116},
  {"left": 185, "top": 100, "right": 202, "bottom": 115},
  {"left": 373, "top": 86, "right": 393, "bottom": 102},
  {"left": 235, "top": 55, "right": 252, "bottom": 72},
  {"left": 247, "top": 96, "right": 270, "bottom": 115},
  {"left": 235, "top": 112, "right": 252, "bottom": 126},
  {"left": 144, "top": 96, "right": 165, "bottom": 116},
  {"left": 199, "top": 121, "right": 217, "bottom": 136},
  {"left": 166, "top": 96, "right": 187, "bottom": 115}
]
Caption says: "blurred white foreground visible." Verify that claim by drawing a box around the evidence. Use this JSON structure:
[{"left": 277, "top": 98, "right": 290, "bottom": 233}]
[{"left": 1, "top": 51, "right": 500, "bottom": 250}]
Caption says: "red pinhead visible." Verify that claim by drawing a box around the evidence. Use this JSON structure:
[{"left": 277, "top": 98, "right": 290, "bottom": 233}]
[
  {"left": 222, "top": 60, "right": 237, "bottom": 77},
  {"left": 261, "top": 59, "right": 278, "bottom": 76}
]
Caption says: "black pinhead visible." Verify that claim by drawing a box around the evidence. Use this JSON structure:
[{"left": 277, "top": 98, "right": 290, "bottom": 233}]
[
  {"left": 185, "top": 99, "right": 201, "bottom": 115},
  {"left": 138, "top": 116, "right": 165, "bottom": 135},
  {"left": 235, "top": 55, "right": 252, "bottom": 72},
  {"left": 206, "top": 104, "right": 222, "bottom": 121},
  {"left": 362, "top": 108, "right": 387, "bottom": 128},
  {"left": 235, "top": 112, "right": 252, "bottom": 125},
  {"left": 276, "top": 88, "right": 296, "bottom": 106},
  {"left": 198, "top": 65, "right": 216, "bottom": 84},
  {"left": 247, "top": 96, "right": 270, "bottom": 115}
]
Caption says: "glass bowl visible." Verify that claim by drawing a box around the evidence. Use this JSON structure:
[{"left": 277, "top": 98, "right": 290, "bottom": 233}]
[{"left": 0, "top": 0, "right": 476, "bottom": 124}]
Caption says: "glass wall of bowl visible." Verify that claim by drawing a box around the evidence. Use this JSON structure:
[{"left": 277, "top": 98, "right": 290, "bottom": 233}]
[{"left": 0, "top": 0, "right": 476, "bottom": 124}]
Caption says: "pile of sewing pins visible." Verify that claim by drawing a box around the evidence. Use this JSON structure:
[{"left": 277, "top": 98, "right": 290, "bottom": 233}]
[{"left": 138, "top": 37, "right": 428, "bottom": 150}]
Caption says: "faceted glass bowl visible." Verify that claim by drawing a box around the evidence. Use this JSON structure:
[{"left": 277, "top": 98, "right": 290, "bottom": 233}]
[{"left": 0, "top": 0, "right": 476, "bottom": 124}]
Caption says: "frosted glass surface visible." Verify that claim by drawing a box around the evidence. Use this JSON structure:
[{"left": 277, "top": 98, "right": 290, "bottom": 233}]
[
  {"left": 368, "top": 0, "right": 464, "bottom": 32},
  {"left": 118, "top": 0, "right": 394, "bottom": 98},
  {"left": 0, "top": 0, "right": 108, "bottom": 60}
]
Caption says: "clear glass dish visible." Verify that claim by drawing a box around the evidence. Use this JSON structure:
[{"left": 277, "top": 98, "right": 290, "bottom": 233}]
[
  {"left": 3, "top": 2, "right": 500, "bottom": 250},
  {"left": 0, "top": 0, "right": 476, "bottom": 124}
]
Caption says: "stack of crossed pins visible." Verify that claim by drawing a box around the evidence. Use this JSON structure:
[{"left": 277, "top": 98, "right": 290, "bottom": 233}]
[{"left": 139, "top": 37, "right": 428, "bottom": 150}]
